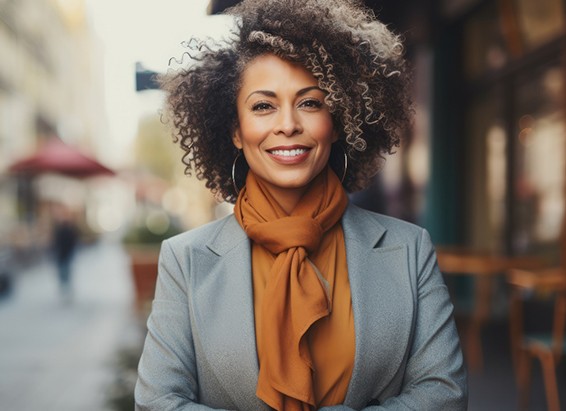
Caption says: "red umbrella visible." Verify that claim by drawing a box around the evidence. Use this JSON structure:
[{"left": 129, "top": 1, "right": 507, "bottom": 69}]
[{"left": 8, "top": 138, "right": 115, "bottom": 178}]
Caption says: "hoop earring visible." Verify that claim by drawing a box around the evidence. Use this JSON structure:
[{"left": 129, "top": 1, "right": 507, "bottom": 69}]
[
  {"left": 231, "top": 151, "right": 245, "bottom": 195},
  {"left": 335, "top": 144, "right": 348, "bottom": 183},
  {"left": 340, "top": 146, "right": 348, "bottom": 183}
]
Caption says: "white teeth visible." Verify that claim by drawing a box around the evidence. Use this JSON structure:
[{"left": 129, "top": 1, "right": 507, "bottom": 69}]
[{"left": 270, "top": 148, "right": 308, "bottom": 157}]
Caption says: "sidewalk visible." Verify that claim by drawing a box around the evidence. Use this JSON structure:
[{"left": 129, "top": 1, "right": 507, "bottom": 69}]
[{"left": 0, "top": 238, "right": 142, "bottom": 411}]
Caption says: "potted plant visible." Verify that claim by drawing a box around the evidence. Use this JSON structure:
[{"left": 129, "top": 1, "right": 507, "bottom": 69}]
[{"left": 122, "top": 207, "right": 183, "bottom": 313}]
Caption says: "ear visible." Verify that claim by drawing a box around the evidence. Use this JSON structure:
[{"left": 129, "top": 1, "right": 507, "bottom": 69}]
[
  {"left": 232, "top": 128, "right": 243, "bottom": 149},
  {"left": 331, "top": 128, "right": 339, "bottom": 143}
]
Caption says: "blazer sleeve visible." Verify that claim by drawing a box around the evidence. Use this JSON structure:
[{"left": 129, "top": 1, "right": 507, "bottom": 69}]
[
  {"left": 373, "top": 228, "right": 467, "bottom": 410},
  {"left": 134, "top": 240, "right": 232, "bottom": 411},
  {"left": 321, "top": 228, "right": 468, "bottom": 411}
]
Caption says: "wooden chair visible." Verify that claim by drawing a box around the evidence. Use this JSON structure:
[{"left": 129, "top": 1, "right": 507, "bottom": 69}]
[
  {"left": 436, "top": 248, "right": 543, "bottom": 372},
  {"left": 507, "top": 267, "right": 566, "bottom": 411}
]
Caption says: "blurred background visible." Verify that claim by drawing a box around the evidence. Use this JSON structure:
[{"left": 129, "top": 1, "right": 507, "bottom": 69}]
[{"left": 0, "top": 0, "right": 564, "bottom": 410}]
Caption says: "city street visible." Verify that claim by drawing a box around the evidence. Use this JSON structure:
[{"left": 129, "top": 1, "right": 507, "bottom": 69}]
[{"left": 0, "top": 239, "right": 141, "bottom": 411}]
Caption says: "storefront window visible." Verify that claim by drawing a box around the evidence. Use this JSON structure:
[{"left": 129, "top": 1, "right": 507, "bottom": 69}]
[
  {"left": 464, "top": 0, "right": 565, "bottom": 80},
  {"left": 467, "top": 90, "right": 507, "bottom": 252},
  {"left": 464, "top": 2, "right": 508, "bottom": 79},
  {"left": 515, "top": 0, "right": 565, "bottom": 50},
  {"left": 513, "top": 63, "right": 565, "bottom": 256}
]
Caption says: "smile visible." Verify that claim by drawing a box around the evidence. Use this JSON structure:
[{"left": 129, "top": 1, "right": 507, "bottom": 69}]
[
  {"left": 266, "top": 146, "right": 312, "bottom": 165},
  {"left": 268, "top": 148, "right": 309, "bottom": 157}
]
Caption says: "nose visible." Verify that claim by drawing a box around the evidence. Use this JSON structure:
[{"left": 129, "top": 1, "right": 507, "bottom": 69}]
[{"left": 274, "top": 106, "right": 303, "bottom": 137}]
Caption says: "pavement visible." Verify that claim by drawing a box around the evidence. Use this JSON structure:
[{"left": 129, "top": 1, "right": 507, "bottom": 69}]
[{"left": 0, "top": 238, "right": 143, "bottom": 411}]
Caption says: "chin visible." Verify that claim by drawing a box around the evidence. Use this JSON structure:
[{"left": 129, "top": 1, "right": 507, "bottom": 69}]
[{"left": 274, "top": 176, "right": 315, "bottom": 189}]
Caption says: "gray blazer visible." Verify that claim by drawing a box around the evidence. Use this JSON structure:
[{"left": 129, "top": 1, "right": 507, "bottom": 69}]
[{"left": 135, "top": 204, "right": 467, "bottom": 410}]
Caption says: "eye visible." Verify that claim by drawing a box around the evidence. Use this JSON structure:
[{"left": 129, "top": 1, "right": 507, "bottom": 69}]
[
  {"left": 299, "top": 98, "right": 323, "bottom": 109},
  {"left": 251, "top": 101, "right": 274, "bottom": 112}
]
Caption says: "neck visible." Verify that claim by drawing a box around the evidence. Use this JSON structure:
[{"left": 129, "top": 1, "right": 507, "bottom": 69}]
[{"left": 261, "top": 181, "right": 308, "bottom": 215}]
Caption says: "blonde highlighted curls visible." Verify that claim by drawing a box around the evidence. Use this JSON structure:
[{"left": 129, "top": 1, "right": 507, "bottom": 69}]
[
  {"left": 247, "top": 31, "right": 300, "bottom": 59},
  {"left": 160, "top": 0, "right": 412, "bottom": 202}
]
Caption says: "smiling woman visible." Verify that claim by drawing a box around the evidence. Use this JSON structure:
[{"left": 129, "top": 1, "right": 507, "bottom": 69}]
[
  {"left": 135, "top": 1, "right": 468, "bottom": 410},
  {"left": 232, "top": 54, "right": 337, "bottom": 213}
]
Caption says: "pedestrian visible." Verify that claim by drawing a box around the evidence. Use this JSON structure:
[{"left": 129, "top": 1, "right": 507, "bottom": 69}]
[
  {"left": 135, "top": 0, "right": 467, "bottom": 410},
  {"left": 51, "top": 207, "right": 78, "bottom": 299}
]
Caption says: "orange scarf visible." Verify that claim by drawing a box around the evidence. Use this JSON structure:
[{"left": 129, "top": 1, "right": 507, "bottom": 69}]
[{"left": 234, "top": 167, "right": 349, "bottom": 410}]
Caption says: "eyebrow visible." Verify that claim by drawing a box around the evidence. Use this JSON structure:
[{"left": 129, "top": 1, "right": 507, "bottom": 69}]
[{"left": 244, "top": 86, "right": 324, "bottom": 103}]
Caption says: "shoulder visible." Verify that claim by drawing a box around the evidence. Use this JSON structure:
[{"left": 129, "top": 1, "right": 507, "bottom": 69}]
[
  {"left": 343, "top": 203, "right": 427, "bottom": 247},
  {"left": 163, "top": 213, "right": 244, "bottom": 255}
]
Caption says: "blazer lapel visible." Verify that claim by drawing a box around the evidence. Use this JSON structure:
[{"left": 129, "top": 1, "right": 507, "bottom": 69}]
[
  {"left": 342, "top": 205, "right": 415, "bottom": 409},
  {"left": 191, "top": 216, "right": 269, "bottom": 411}
]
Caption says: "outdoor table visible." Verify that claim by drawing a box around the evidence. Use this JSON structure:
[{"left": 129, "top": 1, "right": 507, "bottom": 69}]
[{"left": 435, "top": 247, "right": 544, "bottom": 372}]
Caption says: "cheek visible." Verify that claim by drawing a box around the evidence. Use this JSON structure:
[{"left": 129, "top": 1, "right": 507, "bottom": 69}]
[
  {"left": 313, "top": 117, "right": 337, "bottom": 146},
  {"left": 239, "top": 132, "right": 262, "bottom": 152},
  {"left": 236, "top": 117, "right": 267, "bottom": 147}
]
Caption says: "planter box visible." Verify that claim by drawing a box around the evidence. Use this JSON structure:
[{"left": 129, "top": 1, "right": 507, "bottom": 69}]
[{"left": 126, "top": 246, "right": 160, "bottom": 313}]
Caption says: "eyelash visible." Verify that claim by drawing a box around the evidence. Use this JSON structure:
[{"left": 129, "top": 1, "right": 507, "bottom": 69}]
[
  {"left": 251, "top": 98, "right": 323, "bottom": 112},
  {"left": 251, "top": 102, "right": 274, "bottom": 112},
  {"left": 300, "top": 99, "right": 323, "bottom": 109}
]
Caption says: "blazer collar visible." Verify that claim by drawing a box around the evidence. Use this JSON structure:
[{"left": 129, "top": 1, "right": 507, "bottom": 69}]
[
  {"left": 342, "top": 203, "right": 387, "bottom": 247},
  {"left": 206, "top": 203, "right": 386, "bottom": 256},
  {"left": 205, "top": 215, "right": 248, "bottom": 256}
]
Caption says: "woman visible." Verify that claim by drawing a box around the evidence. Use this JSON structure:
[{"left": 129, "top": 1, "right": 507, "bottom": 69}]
[{"left": 135, "top": 0, "right": 467, "bottom": 410}]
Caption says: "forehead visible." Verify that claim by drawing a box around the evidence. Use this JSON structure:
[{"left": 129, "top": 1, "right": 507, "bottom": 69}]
[{"left": 239, "top": 53, "right": 318, "bottom": 91}]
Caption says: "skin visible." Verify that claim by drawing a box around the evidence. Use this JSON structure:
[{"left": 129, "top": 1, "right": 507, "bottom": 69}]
[{"left": 233, "top": 53, "right": 337, "bottom": 214}]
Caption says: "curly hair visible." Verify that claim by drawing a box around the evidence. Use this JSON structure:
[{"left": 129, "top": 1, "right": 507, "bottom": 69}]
[{"left": 160, "top": 0, "right": 412, "bottom": 203}]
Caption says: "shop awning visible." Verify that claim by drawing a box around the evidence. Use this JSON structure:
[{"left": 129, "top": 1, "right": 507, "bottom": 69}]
[{"left": 8, "top": 138, "right": 115, "bottom": 178}]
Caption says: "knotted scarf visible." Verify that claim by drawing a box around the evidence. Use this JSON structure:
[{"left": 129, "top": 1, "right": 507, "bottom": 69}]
[{"left": 234, "top": 167, "right": 349, "bottom": 410}]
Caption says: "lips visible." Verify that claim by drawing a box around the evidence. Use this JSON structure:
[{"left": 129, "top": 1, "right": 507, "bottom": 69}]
[{"left": 266, "top": 145, "right": 312, "bottom": 164}]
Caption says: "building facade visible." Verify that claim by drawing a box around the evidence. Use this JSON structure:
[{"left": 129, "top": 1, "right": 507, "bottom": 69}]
[{"left": 0, "top": 0, "right": 107, "bottom": 247}]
